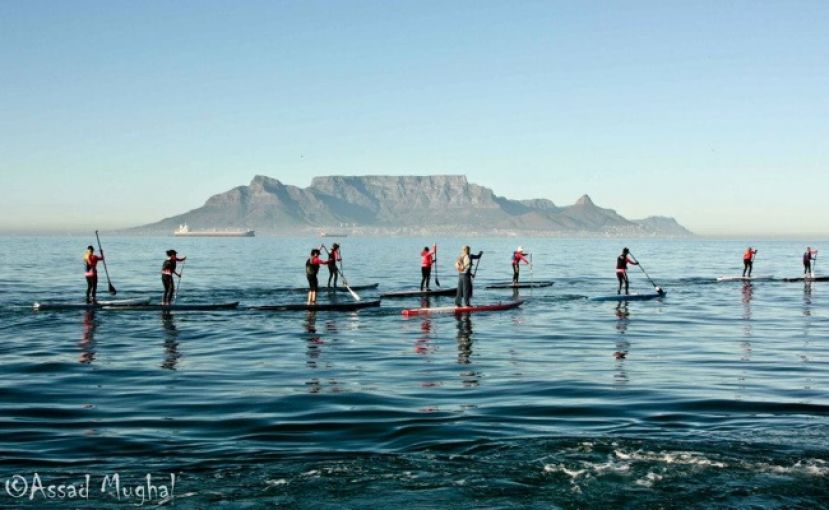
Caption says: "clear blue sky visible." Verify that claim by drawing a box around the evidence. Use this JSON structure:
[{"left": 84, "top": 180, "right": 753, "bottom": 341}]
[{"left": 1, "top": 0, "right": 827, "bottom": 236}]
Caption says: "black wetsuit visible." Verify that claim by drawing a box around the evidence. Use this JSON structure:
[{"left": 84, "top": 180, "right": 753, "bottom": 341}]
[
  {"left": 307, "top": 258, "right": 320, "bottom": 291},
  {"left": 617, "top": 255, "right": 631, "bottom": 295},
  {"left": 326, "top": 250, "right": 339, "bottom": 287},
  {"left": 421, "top": 267, "right": 431, "bottom": 291},
  {"left": 804, "top": 252, "right": 814, "bottom": 274},
  {"left": 85, "top": 269, "right": 98, "bottom": 303},
  {"left": 162, "top": 259, "right": 176, "bottom": 303}
]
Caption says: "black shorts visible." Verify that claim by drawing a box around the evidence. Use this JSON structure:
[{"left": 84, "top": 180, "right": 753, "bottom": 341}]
[{"left": 307, "top": 275, "right": 318, "bottom": 291}]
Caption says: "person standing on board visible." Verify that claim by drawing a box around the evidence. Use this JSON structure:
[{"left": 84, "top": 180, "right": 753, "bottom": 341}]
[
  {"left": 742, "top": 247, "right": 758, "bottom": 277},
  {"left": 323, "top": 243, "right": 342, "bottom": 288},
  {"left": 83, "top": 245, "right": 104, "bottom": 303},
  {"left": 421, "top": 244, "right": 436, "bottom": 291},
  {"left": 616, "top": 247, "right": 638, "bottom": 295},
  {"left": 454, "top": 246, "right": 483, "bottom": 307},
  {"left": 803, "top": 247, "right": 818, "bottom": 275},
  {"left": 161, "top": 250, "right": 186, "bottom": 305},
  {"left": 306, "top": 248, "right": 323, "bottom": 305},
  {"left": 511, "top": 246, "right": 531, "bottom": 286}
]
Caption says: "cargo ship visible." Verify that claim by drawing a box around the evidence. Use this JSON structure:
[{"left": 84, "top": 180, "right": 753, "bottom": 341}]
[{"left": 174, "top": 224, "right": 255, "bottom": 237}]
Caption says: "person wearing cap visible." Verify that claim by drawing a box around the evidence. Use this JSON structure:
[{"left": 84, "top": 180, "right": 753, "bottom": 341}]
[
  {"left": 161, "top": 249, "right": 186, "bottom": 305},
  {"left": 454, "top": 245, "right": 483, "bottom": 307},
  {"left": 742, "top": 247, "right": 758, "bottom": 277},
  {"left": 420, "top": 244, "right": 437, "bottom": 291},
  {"left": 616, "top": 247, "right": 638, "bottom": 295},
  {"left": 323, "top": 243, "right": 342, "bottom": 288},
  {"left": 83, "top": 245, "right": 104, "bottom": 303},
  {"left": 803, "top": 247, "right": 818, "bottom": 275},
  {"left": 511, "top": 246, "right": 531, "bottom": 286}
]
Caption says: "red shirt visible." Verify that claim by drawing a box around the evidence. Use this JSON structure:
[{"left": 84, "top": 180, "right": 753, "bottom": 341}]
[
  {"left": 512, "top": 252, "right": 529, "bottom": 265},
  {"left": 327, "top": 249, "right": 341, "bottom": 267},
  {"left": 84, "top": 254, "right": 102, "bottom": 277},
  {"left": 421, "top": 248, "right": 435, "bottom": 268}
]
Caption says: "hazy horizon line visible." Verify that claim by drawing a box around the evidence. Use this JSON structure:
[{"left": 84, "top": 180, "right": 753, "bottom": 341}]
[{"left": 2, "top": 227, "right": 828, "bottom": 242}]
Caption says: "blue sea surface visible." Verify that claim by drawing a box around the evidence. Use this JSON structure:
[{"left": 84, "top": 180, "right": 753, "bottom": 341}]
[{"left": 0, "top": 236, "right": 827, "bottom": 508}]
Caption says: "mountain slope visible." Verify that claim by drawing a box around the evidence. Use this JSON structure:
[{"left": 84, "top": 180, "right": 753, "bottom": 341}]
[{"left": 132, "top": 175, "right": 692, "bottom": 236}]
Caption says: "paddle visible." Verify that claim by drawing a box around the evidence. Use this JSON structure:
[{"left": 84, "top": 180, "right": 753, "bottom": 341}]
[
  {"left": 812, "top": 251, "right": 818, "bottom": 279},
  {"left": 529, "top": 253, "right": 534, "bottom": 289},
  {"left": 173, "top": 259, "right": 185, "bottom": 303},
  {"left": 94, "top": 230, "right": 117, "bottom": 295},
  {"left": 433, "top": 243, "right": 440, "bottom": 287},
  {"left": 629, "top": 251, "right": 662, "bottom": 293},
  {"left": 323, "top": 245, "right": 360, "bottom": 301},
  {"left": 472, "top": 251, "right": 483, "bottom": 278}
]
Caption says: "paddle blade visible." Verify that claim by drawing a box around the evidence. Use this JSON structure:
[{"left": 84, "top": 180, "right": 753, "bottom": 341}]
[
  {"left": 434, "top": 243, "right": 440, "bottom": 287},
  {"left": 108, "top": 283, "right": 117, "bottom": 295}
]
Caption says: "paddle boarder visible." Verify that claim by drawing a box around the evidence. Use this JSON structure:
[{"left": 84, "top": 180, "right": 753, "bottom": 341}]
[
  {"left": 616, "top": 247, "right": 639, "bottom": 295},
  {"left": 323, "top": 243, "right": 342, "bottom": 288},
  {"left": 83, "top": 245, "right": 104, "bottom": 303},
  {"left": 421, "top": 244, "right": 436, "bottom": 291},
  {"left": 454, "top": 246, "right": 483, "bottom": 307},
  {"left": 161, "top": 250, "right": 186, "bottom": 305},
  {"left": 803, "top": 247, "right": 818, "bottom": 275},
  {"left": 306, "top": 248, "right": 323, "bottom": 305},
  {"left": 511, "top": 246, "right": 531, "bottom": 286},
  {"left": 742, "top": 247, "right": 758, "bottom": 277}
]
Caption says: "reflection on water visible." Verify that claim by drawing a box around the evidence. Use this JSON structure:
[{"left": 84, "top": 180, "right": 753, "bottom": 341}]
[
  {"left": 304, "top": 311, "right": 322, "bottom": 393},
  {"left": 302, "top": 311, "right": 343, "bottom": 394},
  {"left": 614, "top": 302, "right": 630, "bottom": 336},
  {"left": 741, "top": 282, "right": 753, "bottom": 338},
  {"left": 79, "top": 310, "right": 97, "bottom": 364},
  {"left": 415, "top": 317, "right": 434, "bottom": 355},
  {"left": 613, "top": 303, "right": 630, "bottom": 385},
  {"left": 456, "top": 314, "right": 479, "bottom": 388},
  {"left": 4, "top": 237, "right": 829, "bottom": 508},
  {"left": 161, "top": 312, "right": 180, "bottom": 370}
]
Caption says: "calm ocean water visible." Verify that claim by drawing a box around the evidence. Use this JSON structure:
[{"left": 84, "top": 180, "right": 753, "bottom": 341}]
[{"left": 1, "top": 236, "right": 827, "bottom": 508}]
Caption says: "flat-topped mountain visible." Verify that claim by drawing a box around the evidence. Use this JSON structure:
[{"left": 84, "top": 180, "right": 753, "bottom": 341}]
[{"left": 133, "top": 175, "right": 692, "bottom": 236}]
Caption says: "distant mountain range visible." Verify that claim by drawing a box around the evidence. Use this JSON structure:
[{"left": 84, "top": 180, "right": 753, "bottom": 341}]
[{"left": 132, "top": 175, "right": 692, "bottom": 236}]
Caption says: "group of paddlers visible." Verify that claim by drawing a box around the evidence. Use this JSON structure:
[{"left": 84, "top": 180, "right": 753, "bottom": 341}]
[
  {"left": 303, "top": 244, "right": 532, "bottom": 306},
  {"left": 82, "top": 241, "right": 822, "bottom": 306},
  {"left": 740, "top": 246, "right": 818, "bottom": 277},
  {"left": 84, "top": 246, "right": 187, "bottom": 305}
]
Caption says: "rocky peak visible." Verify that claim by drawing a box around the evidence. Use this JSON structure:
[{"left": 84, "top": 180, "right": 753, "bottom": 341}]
[{"left": 574, "top": 194, "right": 595, "bottom": 207}]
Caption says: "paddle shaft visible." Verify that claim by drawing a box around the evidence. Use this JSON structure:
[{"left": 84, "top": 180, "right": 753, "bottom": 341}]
[
  {"left": 629, "top": 252, "right": 659, "bottom": 289},
  {"left": 173, "top": 259, "right": 185, "bottom": 303},
  {"left": 472, "top": 252, "right": 482, "bottom": 278},
  {"left": 94, "top": 230, "right": 116, "bottom": 295},
  {"left": 434, "top": 244, "right": 440, "bottom": 287},
  {"left": 322, "top": 245, "right": 360, "bottom": 301}
]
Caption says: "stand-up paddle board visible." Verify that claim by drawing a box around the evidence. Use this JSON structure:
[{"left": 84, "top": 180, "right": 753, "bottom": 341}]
[
  {"left": 401, "top": 300, "right": 524, "bottom": 317},
  {"left": 380, "top": 288, "right": 456, "bottom": 298},
  {"left": 715, "top": 275, "right": 774, "bottom": 282},
  {"left": 253, "top": 300, "right": 381, "bottom": 311},
  {"left": 590, "top": 291, "right": 666, "bottom": 302},
  {"left": 33, "top": 298, "right": 151, "bottom": 311},
  {"left": 101, "top": 302, "right": 239, "bottom": 311},
  {"left": 781, "top": 275, "right": 829, "bottom": 282},
  {"left": 273, "top": 283, "right": 379, "bottom": 293},
  {"left": 485, "top": 281, "right": 554, "bottom": 289}
]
